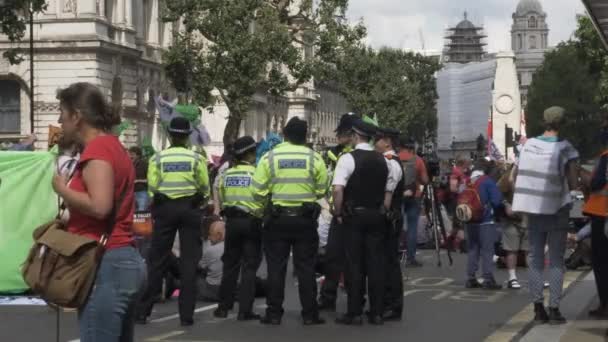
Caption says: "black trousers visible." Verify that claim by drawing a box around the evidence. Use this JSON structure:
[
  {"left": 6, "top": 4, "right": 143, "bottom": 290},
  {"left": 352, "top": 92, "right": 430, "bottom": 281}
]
[
  {"left": 137, "top": 197, "right": 202, "bottom": 322},
  {"left": 343, "top": 210, "right": 387, "bottom": 316},
  {"left": 319, "top": 218, "right": 345, "bottom": 305},
  {"left": 591, "top": 216, "right": 608, "bottom": 306},
  {"left": 384, "top": 217, "right": 404, "bottom": 314},
  {"left": 218, "top": 216, "right": 262, "bottom": 314},
  {"left": 264, "top": 215, "right": 319, "bottom": 320}
]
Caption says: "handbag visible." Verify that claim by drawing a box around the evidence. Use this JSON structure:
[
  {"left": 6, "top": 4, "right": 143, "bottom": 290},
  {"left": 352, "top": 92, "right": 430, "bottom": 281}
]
[{"left": 21, "top": 182, "right": 128, "bottom": 309}]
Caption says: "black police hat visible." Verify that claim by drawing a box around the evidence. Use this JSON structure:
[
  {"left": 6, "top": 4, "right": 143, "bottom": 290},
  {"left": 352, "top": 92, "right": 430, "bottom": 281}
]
[
  {"left": 233, "top": 136, "right": 257, "bottom": 156},
  {"left": 168, "top": 116, "right": 192, "bottom": 135},
  {"left": 351, "top": 118, "right": 378, "bottom": 137},
  {"left": 283, "top": 117, "right": 308, "bottom": 143},
  {"left": 376, "top": 127, "right": 401, "bottom": 138},
  {"left": 399, "top": 135, "right": 416, "bottom": 149},
  {"left": 335, "top": 112, "right": 356, "bottom": 134}
]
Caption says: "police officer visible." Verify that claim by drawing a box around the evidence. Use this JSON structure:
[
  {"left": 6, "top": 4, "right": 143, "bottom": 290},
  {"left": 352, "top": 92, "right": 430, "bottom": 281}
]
[
  {"left": 375, "top": 127, "right": 405, "bottom": 321},
  {"left": 213, "top": 136, "right": 264, "bottom": 321},
  {"left": 253, "top": 117, "right": 328, "bottom": 325},
  {"left": 136, "top": 117, "right": 210, "bottom": 326},
  {"left": 333, "top": 118, "right": 392, "bottom": 325},
  {"left": 318, "top": 113, "right": 355, "bottom": 310}
]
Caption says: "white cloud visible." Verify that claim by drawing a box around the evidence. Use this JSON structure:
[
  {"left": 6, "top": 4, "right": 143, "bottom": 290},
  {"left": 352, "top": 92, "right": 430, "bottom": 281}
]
[{"left": 347, "top": 0, "right": 586, "bottom": 52}]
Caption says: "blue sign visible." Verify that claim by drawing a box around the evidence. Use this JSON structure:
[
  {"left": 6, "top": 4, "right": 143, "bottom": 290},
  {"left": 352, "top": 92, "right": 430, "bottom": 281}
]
[
  {"left": 163, "top": 162, "right": 192, "bottom": 173},
  {"left": 225, "top": 176, "right": 252, "bottom": 187},
  {"left": 278, "top": 159, "right": 306, "bottom": 169}
]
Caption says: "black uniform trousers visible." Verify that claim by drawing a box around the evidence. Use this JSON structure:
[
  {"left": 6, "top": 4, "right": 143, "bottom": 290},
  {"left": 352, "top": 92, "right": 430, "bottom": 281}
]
[
  {"left": 137, "top": 196, "right": 202, "bottom": 322},
  {"left": 383, "top": 216, "right": 404, "bottom": 315},
  {"left": 319, "top": 218, "right": 346, "bottom": 305},
  {"left": 591, "top": 216, "right": 608, "bottom": 306},
  {"left": 264, "top": 215, "right": 319, "bottom": 320},
  {"left": 343, "top": 210, "right": 387, "bottom": 317},
  {"left": 217, "top": 215, "right": 262, "bottom": 314}
]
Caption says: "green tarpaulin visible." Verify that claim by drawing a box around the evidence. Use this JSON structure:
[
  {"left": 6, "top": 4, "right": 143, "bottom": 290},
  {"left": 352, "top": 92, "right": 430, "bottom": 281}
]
[{"left": 0, "top": 151, "right": 58, "bottom": 293}]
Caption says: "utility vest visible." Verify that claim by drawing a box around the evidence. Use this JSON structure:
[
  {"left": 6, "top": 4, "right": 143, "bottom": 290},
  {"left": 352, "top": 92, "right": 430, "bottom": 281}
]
[
  {"left": 221, "top": 164, "right": 264, "bottom": 218},
  {"left": 583, "top": 150, "right": 608, "bottom": 217},
  {"left": 151, "top": 147, "right": 207, "bottom": 199}
]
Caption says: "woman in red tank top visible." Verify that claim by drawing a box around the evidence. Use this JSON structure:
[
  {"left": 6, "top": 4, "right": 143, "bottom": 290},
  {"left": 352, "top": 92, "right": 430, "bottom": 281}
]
[{"left": 52, "top": 82, "right": 146, "bottom": 342}]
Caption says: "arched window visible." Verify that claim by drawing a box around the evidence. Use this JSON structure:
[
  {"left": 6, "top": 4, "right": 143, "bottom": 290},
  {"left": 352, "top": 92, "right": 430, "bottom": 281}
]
[
  {"left": 529, "top": 35, "right": 537, "bottom": 49},
  {"left": 528, "top": 16, "right": 537, "bottom": 29},
  {"left": 0, "top": 80, "right": 21, "bottom": 133}
]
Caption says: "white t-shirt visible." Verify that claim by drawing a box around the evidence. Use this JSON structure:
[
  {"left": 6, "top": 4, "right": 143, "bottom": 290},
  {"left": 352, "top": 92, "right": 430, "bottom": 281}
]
[{"left": 332, "top": 143, "right": 396, "bottom": 191}]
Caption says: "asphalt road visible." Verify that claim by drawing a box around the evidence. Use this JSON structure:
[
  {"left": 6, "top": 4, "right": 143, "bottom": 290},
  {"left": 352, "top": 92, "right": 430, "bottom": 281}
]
[{"left": 1, "top": 249, "right": 587, "bottom": 342}]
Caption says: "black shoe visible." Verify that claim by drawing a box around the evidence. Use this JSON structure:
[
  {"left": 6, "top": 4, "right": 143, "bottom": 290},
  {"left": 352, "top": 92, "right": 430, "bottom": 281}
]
[
  {"left": 180, "top": 319, "right": 194, "bottom": 327},
  {"left": 406, "top": 259, "right": 423, "bottom": 267},
  {"left": 213, "top": 308, "right": 229, "bottom": 319},
  {"left": 237, "top": 312, "right": 261, "bottom": 321},
  {"left": 303, "top": 316, "right": 326, "bottom": 325},
  {"left": 317, "top": 300, "right": 336, "bottom": 312},
  {"left": 589, "top": 305, "right": 608, "bottom": 318},
  {"left": 533, "top": 303, "right": 549, "bottom": 324},
  {"left": 335, "top": 314, "right": 363, "bottom": 326},
  {"left": 465, "top": 279, "right": 482, "bottom": 289},
  {"left": 368, "top": 315, "right": 384, "bottom": 325},
  {"left": 548, "top": 307, "right": 567, "bottom": 325},
  {"left": 135, "top": 315, "right": 148, "bottom": 325},
  {"left": 481, "top": 280, "right": 502, "bottom": 290},
  {"left": 260, "top": 316, "right": 281, "bottom": 325},
  {"left": 382, "top": 310, "right": 402, "bottom": 321}
]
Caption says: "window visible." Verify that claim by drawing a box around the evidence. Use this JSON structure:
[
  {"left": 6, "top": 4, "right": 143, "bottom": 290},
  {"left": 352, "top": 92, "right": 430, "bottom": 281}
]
[
  {"left": 518, "top": 34, "right": 523, "bottom": 50},
  {"left": 0, "top": 80, "right": 21, "bottom": 133},
  {"left": 528, "top": 16, "right": 537, "bottom": 28},
  {"left": 518, "top": 73, "right": 522, "bottom": 86},
  {"left": 529, "top": 35, "right": 537, "bottom": 49}
]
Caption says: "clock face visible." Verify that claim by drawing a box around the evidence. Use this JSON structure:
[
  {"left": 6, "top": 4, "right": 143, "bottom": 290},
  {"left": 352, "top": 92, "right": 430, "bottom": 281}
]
[{"left": 495, "top": 95, "right": 514, "bottom": 115}]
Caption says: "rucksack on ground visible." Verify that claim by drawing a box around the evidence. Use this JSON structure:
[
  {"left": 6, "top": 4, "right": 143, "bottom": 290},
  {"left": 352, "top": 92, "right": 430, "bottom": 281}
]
[{"left": 455, "top": 176, "right": 486, "bottom": 223}]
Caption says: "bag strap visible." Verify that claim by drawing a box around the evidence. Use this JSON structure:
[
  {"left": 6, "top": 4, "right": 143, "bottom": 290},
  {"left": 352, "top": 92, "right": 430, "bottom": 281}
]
[{"left": 99, "top": 179, "right": 130, "bottom": 247}]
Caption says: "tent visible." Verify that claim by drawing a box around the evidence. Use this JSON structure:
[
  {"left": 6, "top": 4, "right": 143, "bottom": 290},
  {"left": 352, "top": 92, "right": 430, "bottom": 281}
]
[{"left": 0, "top": 151, "right": 57, "bottom": 293}]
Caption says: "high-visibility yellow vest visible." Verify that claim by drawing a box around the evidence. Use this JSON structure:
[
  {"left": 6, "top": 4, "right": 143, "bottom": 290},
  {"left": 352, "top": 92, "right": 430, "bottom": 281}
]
[
  {"left": 252, "top": 142, "right": 328, "bottom": 207},
  {"left": 148, "top": 146, "right": 210, "bottom": 199},
  {"left": 219, "top": 163, "right": 265, "bottom": 218},
  {"left": 583, "top": 150, "right": 608, "bottom": 217}
]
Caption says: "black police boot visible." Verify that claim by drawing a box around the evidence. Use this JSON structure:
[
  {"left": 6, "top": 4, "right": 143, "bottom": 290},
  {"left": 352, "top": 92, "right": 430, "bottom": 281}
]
[
  {"left": 303, "top": 316, "right": 326, "bottom": 326},
  {"left": 237, "top": 312, "right": 261, "bottom": 321},
  {"left": 335, "top": 314, "right": 363, "bottom": 326},
  {"left": 368, "top": 315, "right": 384, "bottom": 325},
  {"left": 213, "top": 308, "right": 229, "bottom": 319},
  {"left": 382, "top": 309, "right": 402, "bottom": 321},
  {"left": 180, "top": 319, "right": 194, "bottom": 327},
  {"left": 533, "top": 303, "right": 549, "bottom": 324},
  {"left": 548, "top": 307, "right": 567, "bottom": 325},
  {"left": 589, "top": 303, "right": 608, "bottom": 318}
]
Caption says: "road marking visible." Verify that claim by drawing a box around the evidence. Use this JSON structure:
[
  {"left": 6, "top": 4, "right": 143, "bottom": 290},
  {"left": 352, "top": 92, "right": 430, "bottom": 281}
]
[
  {"left": 483, "top": 270, "right": 584, "bottom": 342},
  {"left": 146, "top": 331, "right": 185, "bottom": 341},
  {"left": 150, "top": 304, "right": 218, "bottom": 323}
]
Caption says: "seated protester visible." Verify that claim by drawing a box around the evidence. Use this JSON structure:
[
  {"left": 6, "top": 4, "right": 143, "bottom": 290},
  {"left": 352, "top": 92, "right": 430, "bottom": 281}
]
[
  {"left": 198, "top": 219, "right": 226, "bottom": 302},
  {"left": 464, "top": 160, "right": 504, "bottom": 290}
]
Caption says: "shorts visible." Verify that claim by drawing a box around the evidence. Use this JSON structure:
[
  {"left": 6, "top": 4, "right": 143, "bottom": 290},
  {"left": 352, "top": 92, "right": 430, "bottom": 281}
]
[{"left": 502, "top": 222, "right": 529, "bottom": 252}]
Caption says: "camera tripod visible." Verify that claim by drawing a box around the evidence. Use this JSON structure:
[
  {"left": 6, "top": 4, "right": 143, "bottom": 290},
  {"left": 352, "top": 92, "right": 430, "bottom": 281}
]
[{"left": 422, "top": 183, "right": 453, "bottom": 267}]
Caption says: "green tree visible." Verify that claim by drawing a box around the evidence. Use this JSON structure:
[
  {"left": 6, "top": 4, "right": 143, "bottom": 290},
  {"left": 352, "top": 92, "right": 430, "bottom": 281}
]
[
  {"left": 0, "top": 0, "right": 47, "bottom": 64},
  {"left": 335, "top": 46, "right": 440, "bottom": 143},
  {"left": 162, "top": 0, "right": 365, "bottom": 145},
  {"left": 526, "top": 42, "right": 602, "bottom": 159}
]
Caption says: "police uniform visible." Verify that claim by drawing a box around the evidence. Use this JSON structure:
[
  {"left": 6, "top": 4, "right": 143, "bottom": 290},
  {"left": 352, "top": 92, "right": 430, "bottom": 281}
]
[
  {"left": 213, "top": 136, "right": 264, "bottom": 321},
  {"left": 318, "top": 113, "right": 355, "bottom": 310},
  {"left": 252, "top": 117, "right": 328, "bottom": 325},
  {"left": 137, "top": 117, "right": 210, "bottom": 326},
  {"left": 377, "top": 127, "right": 405, "bottom": 321},
  {"left": 333, "top": 119, "right": 391, "bottom": 325}
]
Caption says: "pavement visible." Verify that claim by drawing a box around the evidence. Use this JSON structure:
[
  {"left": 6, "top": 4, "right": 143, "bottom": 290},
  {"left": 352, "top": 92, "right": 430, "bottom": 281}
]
[{"left": 0, "top": 250, "right": 602, "bottom": 342}]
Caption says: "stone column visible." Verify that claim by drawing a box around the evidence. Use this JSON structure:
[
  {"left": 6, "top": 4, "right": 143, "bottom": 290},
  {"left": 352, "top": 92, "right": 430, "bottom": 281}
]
[
  {"left": 115, "top": 0, "right": 124, "bottom": 25},
  {"left": 124, "top": 0, "right": 133, "bottom": 28},
  {"left": 135, "top": 0, "right": 144, "bottom": 39},
  {"left": 148, "top": 0, "right": 159, "bottom": 45}
]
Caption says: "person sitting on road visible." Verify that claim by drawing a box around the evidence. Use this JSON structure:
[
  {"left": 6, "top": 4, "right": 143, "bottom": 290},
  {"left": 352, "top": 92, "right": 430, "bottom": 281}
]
[{"left": 198, "top": 219, "right": 226, "bottom": 302}]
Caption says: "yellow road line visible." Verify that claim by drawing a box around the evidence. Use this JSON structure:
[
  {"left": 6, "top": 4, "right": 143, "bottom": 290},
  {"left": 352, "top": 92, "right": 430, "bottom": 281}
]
[{"left": 484, "top": 270, "right": 584, "bottom": 342}]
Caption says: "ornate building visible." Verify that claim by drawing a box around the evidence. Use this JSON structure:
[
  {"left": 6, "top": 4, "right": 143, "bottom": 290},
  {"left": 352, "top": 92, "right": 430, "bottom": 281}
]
[
  {"left": 511, "top": 0, "right": 550, "bottom": 104},
  {"left": 443, "top": 13, "right": 487, "bottom": 64}
]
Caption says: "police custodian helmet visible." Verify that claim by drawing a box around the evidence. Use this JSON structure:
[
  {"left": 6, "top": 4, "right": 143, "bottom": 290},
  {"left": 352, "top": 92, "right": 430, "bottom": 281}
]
[
  {"left": 168, "top": 117, "right": 192, "bottom": 135},
  {"left": 233, "top": 136, "right": 258, "bottom": 157}
]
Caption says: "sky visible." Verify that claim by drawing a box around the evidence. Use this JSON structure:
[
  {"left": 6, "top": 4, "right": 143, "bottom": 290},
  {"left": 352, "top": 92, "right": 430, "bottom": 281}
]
[{"left": 346, "top": 0, "right": 586, "bottom": 53}]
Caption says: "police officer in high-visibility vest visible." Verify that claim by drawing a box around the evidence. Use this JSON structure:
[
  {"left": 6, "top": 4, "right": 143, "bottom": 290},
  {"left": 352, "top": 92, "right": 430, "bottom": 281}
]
[
  {"left": 213, "top": 136, "right": 264, "bottom": 321},
  {"left": 136, "top": 117, "right": 210, "bottom": 326},
  {"left": 253, "top": 117, "right": 328, "bottom": 325},
  {"left": 583, "top": 123, "right": 608, "bottom": 318},
  {"left": 318, "top": 113, "right": 355, "bottom": 311},
  {"left": 375, "top": 127, "right": 404, "bottom": 321},
  {"left": 333, "top": 118, "right": 391, "bottom": 325}
]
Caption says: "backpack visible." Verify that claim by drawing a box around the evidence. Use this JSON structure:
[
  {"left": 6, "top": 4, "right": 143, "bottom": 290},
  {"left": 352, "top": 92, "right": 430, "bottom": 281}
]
[
  {"left": 401, "top": 156, "right": 417, "bottom": 193},
  {"left": 455, "top": 176, "right": 487, "bottom": 223}
]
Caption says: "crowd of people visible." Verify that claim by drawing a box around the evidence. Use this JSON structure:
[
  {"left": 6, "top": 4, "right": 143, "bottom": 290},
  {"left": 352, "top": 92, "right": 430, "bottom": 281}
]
[{"left": 47, "top": 82, "right": 608, "bottom": 341}]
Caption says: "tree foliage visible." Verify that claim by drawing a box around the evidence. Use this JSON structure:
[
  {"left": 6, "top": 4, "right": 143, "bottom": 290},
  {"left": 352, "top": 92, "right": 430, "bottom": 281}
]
[
  {"left": 334, "top": 46, "right": 440, "bottom": 143},
  {"left": 0, "top": 0, "right": 48, "bottom": 64},
  {"left": 162, "top": 0, "right": 365, "bottom": 145},
  {"left": 526, "top": 16, "right": 606, "bottom": 159}
]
